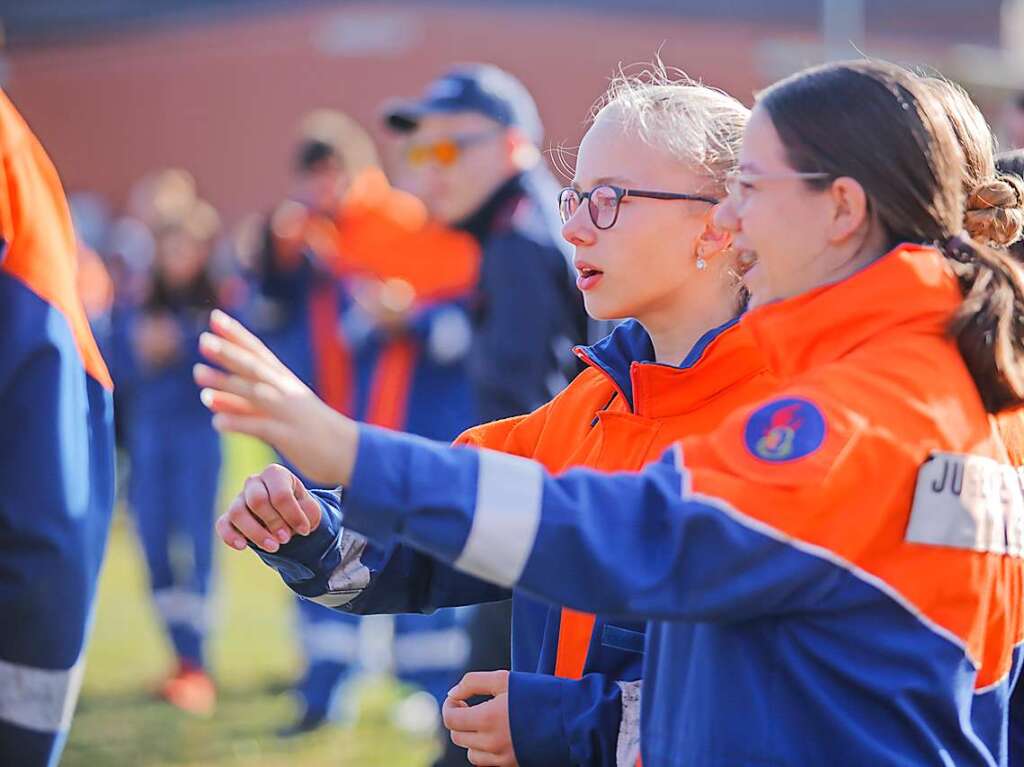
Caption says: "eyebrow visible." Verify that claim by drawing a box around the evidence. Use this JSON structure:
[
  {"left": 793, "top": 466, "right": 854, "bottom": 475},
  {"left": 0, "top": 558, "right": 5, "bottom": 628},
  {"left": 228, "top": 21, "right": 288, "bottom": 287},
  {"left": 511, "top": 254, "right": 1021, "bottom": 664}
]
[
  {"left": 737, "top": 162, "right": 762, "bottom": 174},
  {"left": 572, "top": 175, "right": 636, "bottom": 190}
]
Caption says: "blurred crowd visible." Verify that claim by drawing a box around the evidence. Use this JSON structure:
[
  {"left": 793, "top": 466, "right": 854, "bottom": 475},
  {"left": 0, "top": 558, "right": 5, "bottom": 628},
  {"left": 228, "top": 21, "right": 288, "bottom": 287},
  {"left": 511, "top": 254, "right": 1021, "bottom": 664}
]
[
  {"left": 62, "top": 56, "right": 1024, "bottom": 767},
  {"left": 72, "top": 64, "right": 589, "bottom": 764}
]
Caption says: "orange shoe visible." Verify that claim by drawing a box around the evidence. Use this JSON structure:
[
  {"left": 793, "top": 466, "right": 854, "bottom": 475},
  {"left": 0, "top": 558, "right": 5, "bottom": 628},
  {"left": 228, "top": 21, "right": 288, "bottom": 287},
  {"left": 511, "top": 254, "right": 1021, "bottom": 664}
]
[{"left": 159, "top": 662, "right": 216, "bottom": 717}]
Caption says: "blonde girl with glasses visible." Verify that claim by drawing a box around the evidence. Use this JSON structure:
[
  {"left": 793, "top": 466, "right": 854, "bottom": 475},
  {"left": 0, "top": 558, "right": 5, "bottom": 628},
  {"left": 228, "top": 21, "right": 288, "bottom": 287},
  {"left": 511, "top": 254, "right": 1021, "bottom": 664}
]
[{"left": 196, "top": 66, "right": 781, "bottom": 767}]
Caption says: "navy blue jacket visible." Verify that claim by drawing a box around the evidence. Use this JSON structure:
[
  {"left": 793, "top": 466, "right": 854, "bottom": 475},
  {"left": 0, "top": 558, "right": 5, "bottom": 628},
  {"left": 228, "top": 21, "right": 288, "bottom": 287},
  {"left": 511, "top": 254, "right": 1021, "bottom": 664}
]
[{"left": 459, "top": 169, "right": 586, "bottom": 422}]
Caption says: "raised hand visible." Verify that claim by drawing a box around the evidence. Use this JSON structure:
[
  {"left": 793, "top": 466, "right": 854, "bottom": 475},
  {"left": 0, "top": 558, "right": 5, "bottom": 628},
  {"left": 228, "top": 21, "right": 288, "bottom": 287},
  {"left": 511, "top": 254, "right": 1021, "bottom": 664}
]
[{"left": 193, "top": 309, "right": 358, "bottom": 487}]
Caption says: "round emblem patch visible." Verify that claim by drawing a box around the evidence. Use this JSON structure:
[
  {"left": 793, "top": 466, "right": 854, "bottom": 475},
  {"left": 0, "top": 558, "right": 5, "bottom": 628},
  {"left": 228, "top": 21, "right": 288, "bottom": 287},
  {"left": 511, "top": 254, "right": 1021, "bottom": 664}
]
[{"left": 743, "top": 398, "right": 826, "bottom": 462}]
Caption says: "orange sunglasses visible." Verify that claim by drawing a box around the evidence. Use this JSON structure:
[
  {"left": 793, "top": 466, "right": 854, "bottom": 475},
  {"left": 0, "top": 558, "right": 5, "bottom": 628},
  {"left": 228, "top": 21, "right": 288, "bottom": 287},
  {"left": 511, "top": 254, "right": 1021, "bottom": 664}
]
[{"left": 404, "top": 128, "right": 504, "bottom": 168}]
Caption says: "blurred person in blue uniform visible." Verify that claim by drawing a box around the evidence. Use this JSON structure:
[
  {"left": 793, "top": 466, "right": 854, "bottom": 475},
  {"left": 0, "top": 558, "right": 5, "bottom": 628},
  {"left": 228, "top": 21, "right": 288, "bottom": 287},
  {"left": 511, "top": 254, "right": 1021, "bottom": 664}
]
[
  {"left": 107, "top": 188, "right": 225, "bottom": 715},
  {"left": 249, "top": 113, "right": 481, "bottom": 735}
]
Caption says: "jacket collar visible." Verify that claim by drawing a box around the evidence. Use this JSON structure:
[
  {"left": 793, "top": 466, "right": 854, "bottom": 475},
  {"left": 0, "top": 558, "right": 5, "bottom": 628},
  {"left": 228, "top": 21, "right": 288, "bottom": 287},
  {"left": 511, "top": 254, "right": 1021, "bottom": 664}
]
[
  {"left": 455, "top": 173, "right": 526, "bottom": 242},
  {"left": 574, "top": 316, "right": 764, "bottom": 414},
  {"left": 741, "top": 244, "right": 962, "bottom": 379}
]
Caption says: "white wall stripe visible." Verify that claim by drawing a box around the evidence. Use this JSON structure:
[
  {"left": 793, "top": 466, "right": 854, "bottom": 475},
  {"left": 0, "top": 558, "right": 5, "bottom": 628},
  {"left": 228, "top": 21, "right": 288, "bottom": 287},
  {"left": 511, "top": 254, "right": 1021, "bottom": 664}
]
[
  {"left": 0, "top": 655, "right": 85, "bottom": 734},
  {"left": 453, "top": 449, "right": 544, "bottom": 588}
]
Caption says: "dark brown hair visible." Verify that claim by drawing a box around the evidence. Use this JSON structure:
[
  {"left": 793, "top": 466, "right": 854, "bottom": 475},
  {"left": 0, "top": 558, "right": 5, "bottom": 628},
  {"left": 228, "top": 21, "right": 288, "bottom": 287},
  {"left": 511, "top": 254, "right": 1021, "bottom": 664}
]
[
  {"left": 758, "top": 60, "right": 1024, "bottom": 412},
  {"left": 926, "top": 79, "right": 1024, "bottom": 247},
  {"left": 996, "top": 149, "right": 1024, "bottom": 263}
]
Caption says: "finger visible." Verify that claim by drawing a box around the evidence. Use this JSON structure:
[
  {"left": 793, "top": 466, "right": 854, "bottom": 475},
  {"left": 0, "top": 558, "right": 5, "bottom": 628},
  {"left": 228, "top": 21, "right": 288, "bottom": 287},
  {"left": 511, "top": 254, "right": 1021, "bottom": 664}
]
[
  {"left": 442, "top": 696, "right": 469, "bottom": 730},
  {"left": 448, "top": 670, "right": 510, "bottom": 702},
  {"left": 194, "top": 364, "right": 269, "bottom": 410},
  {"left": 199, "top": 332, "right": 280, "bottom": 388},
  {"left": 243, "top": 475, "right": 292, "bottom": 543},
  {"left": 466, "top": 749, "right": 503, "bottom": 766},
  {"left": 449, "top": 729, "right": 497, "bottom": 752},
  {"left": 225, "top": 495, "right": 280, "bottom": 552},
  {"left": 211, "top": 413, "right": 283, "bottom": 446},
  {"left": 261, "top": 465, "right": 313, "bottom": 536},
  {"left": 210, "top": 310, "right": 292, "bottom": 374},
  {"left": 291, "top": 473, "right": 323, "bottom": 533},
  {"left": 216, "top": 507, "right": 248, "bottom": 551},
  {"left": 443, "top": 696, "right": 493, "bottom": 732},
  {"left": 199, "top": 387, "right": 260, "bottom": 417}
]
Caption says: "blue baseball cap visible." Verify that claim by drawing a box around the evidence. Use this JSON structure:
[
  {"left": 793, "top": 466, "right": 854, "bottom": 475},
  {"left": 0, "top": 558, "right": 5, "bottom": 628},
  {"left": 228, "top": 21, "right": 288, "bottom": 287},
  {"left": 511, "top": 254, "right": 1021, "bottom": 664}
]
[{"left": 383, "top": 64, "right": 543, "bottom": 144}]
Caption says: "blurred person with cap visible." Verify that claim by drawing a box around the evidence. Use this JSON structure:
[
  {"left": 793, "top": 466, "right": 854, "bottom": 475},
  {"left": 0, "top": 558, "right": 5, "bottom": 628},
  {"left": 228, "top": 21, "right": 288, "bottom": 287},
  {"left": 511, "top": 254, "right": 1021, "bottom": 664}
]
[
  {"left": 246, "top": 121, "right": 366, "bottom": 736},
  {"left": 385, "top": 65, "right": 585, "bottom": 417},
  {"left": 247, "top": 111, "right": 482, "bottom": 736},
  {"left": 383, "top": 63, "right": 586, "bottom": 767},
  {"left": 0, "top": 91, "right": 115, "bottom": 765}
]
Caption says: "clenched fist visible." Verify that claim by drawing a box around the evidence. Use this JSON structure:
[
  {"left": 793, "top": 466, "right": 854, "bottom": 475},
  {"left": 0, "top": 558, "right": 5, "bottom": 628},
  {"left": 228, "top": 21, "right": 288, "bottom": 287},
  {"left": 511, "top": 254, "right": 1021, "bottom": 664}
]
[{"left": 216, "top": 463, "right": 322, "bottom": 553}]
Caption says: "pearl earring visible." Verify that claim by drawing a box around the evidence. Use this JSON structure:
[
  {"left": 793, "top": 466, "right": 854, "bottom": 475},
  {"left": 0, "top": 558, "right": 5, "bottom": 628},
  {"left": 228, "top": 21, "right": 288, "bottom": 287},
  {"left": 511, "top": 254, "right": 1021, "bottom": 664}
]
[{"left": 696, "top": 257, "right": 707, "bottom": 271}]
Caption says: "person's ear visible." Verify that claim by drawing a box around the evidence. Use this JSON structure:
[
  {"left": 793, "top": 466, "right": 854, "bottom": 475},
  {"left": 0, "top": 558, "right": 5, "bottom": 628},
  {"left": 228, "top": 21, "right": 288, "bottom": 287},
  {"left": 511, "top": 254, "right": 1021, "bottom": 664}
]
[
  {"left": 694, "top": 207, "right": 733, "bottom": 264},
  {"left": 507, "top": 128, "right": 539, "bottom": 168},
  {"left": 825, "top": 176, "right": 870, "bottom": 244}
]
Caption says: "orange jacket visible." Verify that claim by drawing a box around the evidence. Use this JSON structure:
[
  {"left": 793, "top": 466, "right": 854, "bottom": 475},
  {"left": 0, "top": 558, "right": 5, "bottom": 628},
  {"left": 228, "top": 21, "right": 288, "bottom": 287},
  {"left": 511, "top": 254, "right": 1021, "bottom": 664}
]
[
  {"left": 456, "top": 314, "right": 776, "bottom": 765},
  {"left": 339, "top": 243, "right": 1024, "bottom": 765},
  {"left": 267, "top": 167, "right": 480, "bottom": 417}
]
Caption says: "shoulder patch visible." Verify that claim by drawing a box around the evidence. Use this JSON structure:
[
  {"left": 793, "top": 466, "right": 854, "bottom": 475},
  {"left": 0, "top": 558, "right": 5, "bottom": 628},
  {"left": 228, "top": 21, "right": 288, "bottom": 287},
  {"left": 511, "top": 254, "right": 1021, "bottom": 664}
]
[{"left": 743, "top": 397, "right": 826, "bottom": 462}]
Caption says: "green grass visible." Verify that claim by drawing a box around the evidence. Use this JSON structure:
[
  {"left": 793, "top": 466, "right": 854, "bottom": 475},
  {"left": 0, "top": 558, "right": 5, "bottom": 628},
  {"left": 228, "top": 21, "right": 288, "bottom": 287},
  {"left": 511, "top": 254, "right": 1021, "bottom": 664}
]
[{"left": 62, "top": 435, "right": 439, "bottom": 767}]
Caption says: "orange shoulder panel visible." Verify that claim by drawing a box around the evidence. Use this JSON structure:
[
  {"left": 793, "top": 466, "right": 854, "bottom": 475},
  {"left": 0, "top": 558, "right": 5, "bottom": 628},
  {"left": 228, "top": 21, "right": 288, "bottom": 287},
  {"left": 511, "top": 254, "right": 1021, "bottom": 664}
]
[
  {"left": 337, "top": 169, "right": 480, "bottom": 302},
  {"left": 0, "top": 91, "right": 111, "bottom": 390},
  {"left": 996, "top": 408, "right": 1024, "bottom": 466},
  {"left": 689, "top": 373, "right": 1024, "bottom": 690},
  {"left": 455, "top": 415, "right": 531, "bottom": 451}
]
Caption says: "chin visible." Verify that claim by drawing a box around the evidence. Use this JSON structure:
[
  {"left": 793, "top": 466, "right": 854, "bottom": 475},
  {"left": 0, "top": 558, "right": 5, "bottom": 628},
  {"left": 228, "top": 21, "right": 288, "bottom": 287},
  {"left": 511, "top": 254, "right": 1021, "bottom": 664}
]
[
  {"left": 583, "top": 295, "right": 630, "bottom": 322},
  {"left": 741, "top": 265, "right": 773, "bottom": 310}
]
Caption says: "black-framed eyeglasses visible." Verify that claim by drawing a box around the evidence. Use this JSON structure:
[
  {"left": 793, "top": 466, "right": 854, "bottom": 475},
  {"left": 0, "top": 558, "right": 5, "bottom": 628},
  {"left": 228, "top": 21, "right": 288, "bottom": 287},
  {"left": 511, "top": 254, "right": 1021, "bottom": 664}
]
[{"left": 558, "top": 185, "right": 720, "bottom": 230}]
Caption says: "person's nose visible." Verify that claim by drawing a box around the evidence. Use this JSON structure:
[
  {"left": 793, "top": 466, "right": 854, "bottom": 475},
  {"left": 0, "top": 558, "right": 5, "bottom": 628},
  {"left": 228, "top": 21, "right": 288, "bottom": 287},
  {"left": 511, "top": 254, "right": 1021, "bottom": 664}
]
[
  {"left": 713, "top": 197, "right": 740, "bottom": 235},
  {"left": 561, "top": 205, "right": 597, "bottom": 247}
]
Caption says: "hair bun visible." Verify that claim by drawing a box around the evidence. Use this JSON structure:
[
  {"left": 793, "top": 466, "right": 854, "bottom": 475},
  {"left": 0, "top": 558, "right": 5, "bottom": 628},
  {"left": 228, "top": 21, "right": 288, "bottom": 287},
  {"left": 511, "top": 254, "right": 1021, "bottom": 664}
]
[{"left": 964, "top": 174, "right": 1024, "bottom": 247}]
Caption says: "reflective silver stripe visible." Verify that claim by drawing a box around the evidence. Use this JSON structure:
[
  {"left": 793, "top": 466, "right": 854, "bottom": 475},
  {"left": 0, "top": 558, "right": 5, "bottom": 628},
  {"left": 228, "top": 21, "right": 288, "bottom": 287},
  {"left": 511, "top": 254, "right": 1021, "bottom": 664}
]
[
  {"left": 153, "top": 588, "right": 212, "bottom": 633},
  {"left": 301, "top": 620, "right": 361, "bottom": 663},
  {"left": 310, "top": 529, "right": 372, "bottom": 609},
  {"left": 454, "top": 449, "right": 544, "bottom": 588},
  {"left": 0, "top": 656, "right": 85, "bottom": 733},
  {"left": 393, "top": 628, "right": 469, "bottom": 672},
  {"left": 616, "top": 680, "right": 642, "bottom": 767}
]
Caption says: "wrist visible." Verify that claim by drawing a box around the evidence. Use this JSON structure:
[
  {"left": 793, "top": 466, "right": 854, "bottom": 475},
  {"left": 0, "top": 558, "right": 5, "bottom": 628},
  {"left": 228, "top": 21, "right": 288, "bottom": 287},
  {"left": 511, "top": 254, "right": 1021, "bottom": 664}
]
[{"left": 333, "top": 411, "right": 360, "bottom": 486}]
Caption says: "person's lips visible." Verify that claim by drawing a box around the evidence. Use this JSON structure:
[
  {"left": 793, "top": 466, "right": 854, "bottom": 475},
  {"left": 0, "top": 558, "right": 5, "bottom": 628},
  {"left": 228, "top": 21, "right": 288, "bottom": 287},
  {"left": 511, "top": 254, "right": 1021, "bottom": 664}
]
[{"left": 575, "top": 260, "right": 604, "bottom": 292}]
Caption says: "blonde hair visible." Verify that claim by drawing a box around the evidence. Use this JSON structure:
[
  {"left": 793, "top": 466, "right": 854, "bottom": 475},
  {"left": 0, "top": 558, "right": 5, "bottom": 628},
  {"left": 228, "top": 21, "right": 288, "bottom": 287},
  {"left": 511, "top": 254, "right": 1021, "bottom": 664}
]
[{"left": 592, "top": 62, "right": 750, "bottom": 195}]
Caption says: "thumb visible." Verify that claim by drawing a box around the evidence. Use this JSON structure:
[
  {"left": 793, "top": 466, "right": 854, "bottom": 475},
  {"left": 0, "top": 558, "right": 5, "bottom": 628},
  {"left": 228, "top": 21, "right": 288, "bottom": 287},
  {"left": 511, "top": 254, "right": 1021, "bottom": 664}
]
[
  {"left": 293, "top": 477, "right": 323, "bottom": 532},
  {"left": 447, "top": 670, "right": 509, "bottom": 702}
]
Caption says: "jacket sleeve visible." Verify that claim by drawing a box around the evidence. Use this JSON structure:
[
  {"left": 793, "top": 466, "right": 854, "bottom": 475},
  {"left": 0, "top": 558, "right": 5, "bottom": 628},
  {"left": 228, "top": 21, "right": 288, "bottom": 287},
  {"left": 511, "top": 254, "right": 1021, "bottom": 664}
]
[
  {"left": 0, "top": 272, "right": 115, "bottom": 761},
  {"left": 339, "top": 391, "right": 882, "bottom": 622},
  {"left": 509, "top": 671, "right": 634, "bottom": 767},
  {"left": 250, "top": 401, "right": 556, "bottom": 611},
  {"left": 253, "top": 489, "right": 511, "bottom": 614}
]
